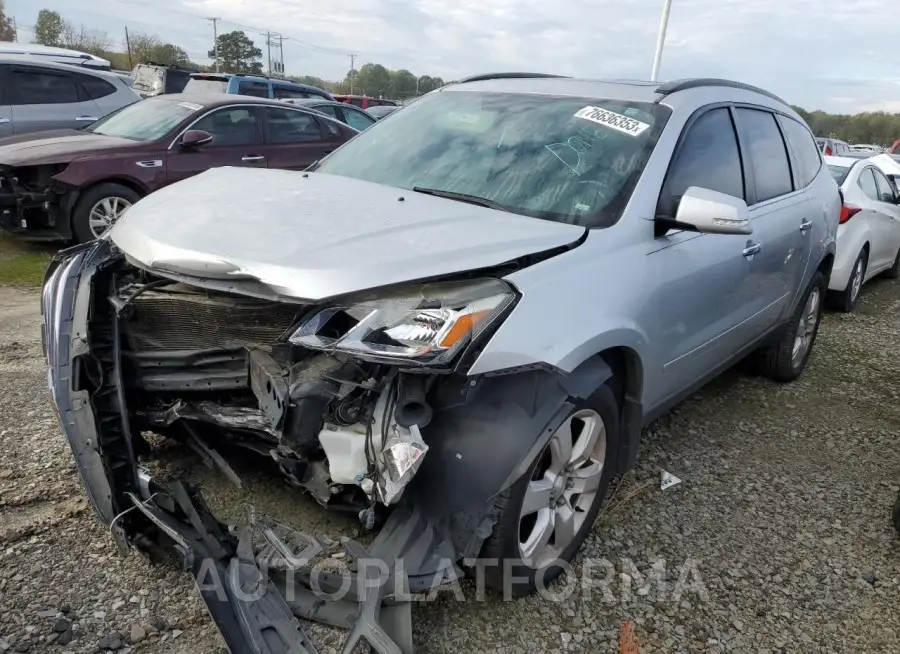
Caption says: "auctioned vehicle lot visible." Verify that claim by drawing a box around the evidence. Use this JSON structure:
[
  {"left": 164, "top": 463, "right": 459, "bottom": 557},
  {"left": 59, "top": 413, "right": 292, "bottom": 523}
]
[{"left": 1, "top": 274, "right": 898, "bottom": 652}]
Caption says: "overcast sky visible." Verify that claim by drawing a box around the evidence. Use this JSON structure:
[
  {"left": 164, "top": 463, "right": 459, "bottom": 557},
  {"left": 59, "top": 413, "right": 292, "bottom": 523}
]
[{"left": 8, "top": 0, "right": 897, "bottom": 113}]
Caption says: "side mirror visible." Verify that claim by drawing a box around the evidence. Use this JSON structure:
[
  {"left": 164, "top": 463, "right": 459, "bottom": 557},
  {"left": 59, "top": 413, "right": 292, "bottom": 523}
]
[
  {"left": 672, "top": 186, "right": 752, "bottom": 235},
  {"left": 180, "top": 129, "right": 213, "bottom": 149}
]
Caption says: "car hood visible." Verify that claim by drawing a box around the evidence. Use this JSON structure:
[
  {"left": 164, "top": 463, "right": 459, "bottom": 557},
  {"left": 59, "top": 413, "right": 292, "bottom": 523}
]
[
  {"left": 109, "top": 166, "right": 587, "bottom": 301},
  {"left": 0, "top": 131, "right": 139, "bottom": 166}
]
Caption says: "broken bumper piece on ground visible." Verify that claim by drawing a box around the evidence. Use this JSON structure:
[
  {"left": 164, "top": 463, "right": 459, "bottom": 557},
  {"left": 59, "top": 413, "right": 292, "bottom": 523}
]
[{"left": 39, "top": 240, "right": 482, "bottom": 653}]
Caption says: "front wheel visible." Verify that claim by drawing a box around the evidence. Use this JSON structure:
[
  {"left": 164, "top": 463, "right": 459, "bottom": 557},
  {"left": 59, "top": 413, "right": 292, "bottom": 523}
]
[
  {"left": 479, "top": 383, "right": 620, "bottom": 597},
  {"left": 757, "top": 271, "right": 826, "bottom": 382},
  {"left": 71, "top": 183, "right": 141, "bottom": 243}
]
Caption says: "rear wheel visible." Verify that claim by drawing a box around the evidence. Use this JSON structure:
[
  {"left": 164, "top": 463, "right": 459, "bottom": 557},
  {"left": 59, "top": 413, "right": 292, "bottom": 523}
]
[
  {"left": 830, "top": 248, "right": 867, "bottom": 313},
  {"left": 479, "top": 383, "right": 620, "bottom": 596},
  {"left": 72, "top": 183, "right": 141, "bottom": 243},
  {"left": 757, "top": 271, "right": 826, "bottom": 382}
]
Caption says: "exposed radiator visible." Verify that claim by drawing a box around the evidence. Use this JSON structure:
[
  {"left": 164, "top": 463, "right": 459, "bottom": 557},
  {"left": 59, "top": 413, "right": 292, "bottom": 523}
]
[{"left": 126, "top": 285, "right": 302, "bottom": 352}]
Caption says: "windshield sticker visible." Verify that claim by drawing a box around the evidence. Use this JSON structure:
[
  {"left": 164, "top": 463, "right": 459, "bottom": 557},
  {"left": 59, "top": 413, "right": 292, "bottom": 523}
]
[
  {"left": 178, "top": 102, "right": 203, "bottom": 111},
  {"left": 574, "top": 106, "right": 650, "bottom": 136}
]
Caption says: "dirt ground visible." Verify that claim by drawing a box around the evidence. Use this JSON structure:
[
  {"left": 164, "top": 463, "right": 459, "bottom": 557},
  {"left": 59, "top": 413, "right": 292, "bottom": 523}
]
[{"left": 1, "top": 276, "right": 899, "bottom": 654}]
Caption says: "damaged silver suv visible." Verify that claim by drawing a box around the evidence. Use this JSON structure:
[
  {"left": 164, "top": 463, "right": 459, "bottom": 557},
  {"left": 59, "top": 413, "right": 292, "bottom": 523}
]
[{"left": 42, "top": 74, "right": 838, "bottom": 652}]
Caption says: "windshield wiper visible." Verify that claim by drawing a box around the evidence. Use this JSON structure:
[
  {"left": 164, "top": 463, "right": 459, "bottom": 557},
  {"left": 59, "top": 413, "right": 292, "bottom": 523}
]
[{"left": 412, "top": 187, "right": 511, "bottom": 212}]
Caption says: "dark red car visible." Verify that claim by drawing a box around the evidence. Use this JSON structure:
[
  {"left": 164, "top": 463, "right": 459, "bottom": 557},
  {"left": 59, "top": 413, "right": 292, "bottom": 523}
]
[{"left": 0, "top": 93, "right": 358, "bottom": 242}]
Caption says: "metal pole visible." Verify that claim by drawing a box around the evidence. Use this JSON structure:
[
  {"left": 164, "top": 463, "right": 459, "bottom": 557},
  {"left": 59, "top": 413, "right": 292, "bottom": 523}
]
[
  {"left": 277, "top": 34, "right": 284, "bottom": 75},
  {"left": 209, "top": 17, "right": 219, "bottom": 72},
  {"left": 124, "top": 26, "right": 132, "bottom": 68},
  {"left": 266, "top": 31, "right": 272, "bottom": 76},
  {"left": 348, "top": 53, "right": 357, "bottom": 94},
  {"left": 650, "top": 0, "right": 673, "bottom": 82}
]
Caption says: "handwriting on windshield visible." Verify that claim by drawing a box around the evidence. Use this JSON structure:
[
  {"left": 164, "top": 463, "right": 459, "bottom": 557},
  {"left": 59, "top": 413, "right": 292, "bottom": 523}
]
[{"left": 545, "top": 126, "right": 608, "bottom": 176}]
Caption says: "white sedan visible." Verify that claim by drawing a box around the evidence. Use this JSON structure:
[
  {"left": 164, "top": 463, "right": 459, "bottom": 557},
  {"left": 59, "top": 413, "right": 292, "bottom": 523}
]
[{"left": 824, "top": 155, "right": 900, "bottom": 311}]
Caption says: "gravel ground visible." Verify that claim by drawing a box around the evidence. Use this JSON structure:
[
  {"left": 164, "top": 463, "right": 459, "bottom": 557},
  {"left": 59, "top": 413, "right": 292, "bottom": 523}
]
[{"left": 1, "top": 277, "right": 899, "bottom": 654}]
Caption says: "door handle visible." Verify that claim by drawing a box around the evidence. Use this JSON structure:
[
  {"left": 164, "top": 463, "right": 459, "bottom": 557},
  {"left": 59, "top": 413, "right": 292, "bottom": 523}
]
[
  {"left": 241, "top": 155, "right": 265, "bottom": 162},
  {"left": 0, "top": 118, "right": 8, "bottom": 125},
  {"left": 800, "top": 218, "right": 812, "bottom": 233},
  {"left": 742, "top": 243, "right": 762, "bottom": 258},
  {"left": 75, "top": 116, "right": 98, "bottom": 121}
]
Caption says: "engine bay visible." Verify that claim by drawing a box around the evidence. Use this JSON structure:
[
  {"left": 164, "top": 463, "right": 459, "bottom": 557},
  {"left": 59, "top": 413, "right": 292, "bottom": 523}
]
[{"left": 116, "top": 276, "right": 432, "bottom": 525}]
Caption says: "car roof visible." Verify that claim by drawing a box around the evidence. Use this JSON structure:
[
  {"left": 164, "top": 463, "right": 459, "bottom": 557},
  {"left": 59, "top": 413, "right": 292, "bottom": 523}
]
[
  {"left": 153, "top": 92, "right": 321, "bottom": 109},
  {"left": 444, "top": 74, "right": 795, "bottom": 115},
  {"left": 0, "top": 55, "right": 122, "bottom": 79},
  {"left": 0, "top": 41, "right": 110, "bottom": 66}
]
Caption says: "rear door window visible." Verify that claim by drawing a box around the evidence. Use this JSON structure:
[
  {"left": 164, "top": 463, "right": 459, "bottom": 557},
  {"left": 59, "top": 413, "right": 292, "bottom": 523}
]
[
  {"left": 858, "top": 168, "right": 880, "bottom": 201},
  {"left": 75, "top": 73, "right": 117, "bottom": 100},
  {"left": 659, "top": 107, "right": 745, "bottom": 216},
  {"left": 273, "top": 85, "right": 312, "bottom": 99},
  {"left": 237, "top": 80, "right": 270, "bottom": 98},
  {"left": 872, "top": 169, "right": 896, "bottom": 203},
  {"left": 10, "top": 67, "right": 80, "bottom": 104},
  {"left": 263, "top": 107, "right": 325, "bottom": 144},
  {"left": 183, "top": 77, "right": 228, "bottom": 93},
  {"left": 342, "top": 106, "right": 376, "bottom": 131},
  {"left": 778, "top": 116, "right": 822, "bottom": 188},
  {"left": 735, "top": 108, "right": 794, "bottom": 202}
]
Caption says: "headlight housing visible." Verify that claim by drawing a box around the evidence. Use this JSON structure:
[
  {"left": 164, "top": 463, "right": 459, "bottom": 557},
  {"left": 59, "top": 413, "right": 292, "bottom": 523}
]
[{"left": 289, "top": 278, "right": 516, "bottom": 366}]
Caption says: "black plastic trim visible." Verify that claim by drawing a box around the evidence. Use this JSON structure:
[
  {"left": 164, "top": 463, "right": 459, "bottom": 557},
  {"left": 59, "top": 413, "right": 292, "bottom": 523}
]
[
  {"left": 656, "top": 78, "right": 789, "bottom": 106},
  {"left": 457, "top": 72, "right": 570, "bottom": 84}
]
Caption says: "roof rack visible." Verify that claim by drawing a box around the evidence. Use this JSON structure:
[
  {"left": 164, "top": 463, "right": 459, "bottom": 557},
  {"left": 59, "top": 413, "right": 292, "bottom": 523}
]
[
  {"left": 457, "top": 72, "right": 570, "bottom": 84},
  {"left": 656, "top": 78, "right": 788, "bottom": 105}
]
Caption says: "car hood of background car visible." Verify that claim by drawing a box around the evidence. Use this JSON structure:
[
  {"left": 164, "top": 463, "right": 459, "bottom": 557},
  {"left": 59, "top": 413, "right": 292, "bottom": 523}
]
[
  {"left": 0, "top": 130, "right": 140, "bottom": 166},
  {"left": 109, "top": 166, "right": 587, "bottom": 301}
]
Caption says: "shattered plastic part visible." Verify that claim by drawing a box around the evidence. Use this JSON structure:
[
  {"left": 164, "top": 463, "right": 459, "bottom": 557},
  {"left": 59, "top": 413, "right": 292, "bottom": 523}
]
[{"left": 378, "top": 424, "right": 428, "bottom": 505}]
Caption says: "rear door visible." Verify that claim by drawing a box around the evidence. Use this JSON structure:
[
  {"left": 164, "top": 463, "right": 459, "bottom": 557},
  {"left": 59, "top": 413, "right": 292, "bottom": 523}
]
[
  {"left": 260, "top": 105, "right": 344, "bottom": 170},
  {"left": 0, "top": 65, "right": 13, "bottom": 138},
  {"left": 8, "top": 64, "right": 100, "bottom": 133},
  {"left": 868, "top": 167, "right": 900, "bottom": 269},
  {"left": 166, "top": 105, "right": 266, "bottom": 184},
  {"left": 734, "top": 107, "right": 809, "bottom": 326}
]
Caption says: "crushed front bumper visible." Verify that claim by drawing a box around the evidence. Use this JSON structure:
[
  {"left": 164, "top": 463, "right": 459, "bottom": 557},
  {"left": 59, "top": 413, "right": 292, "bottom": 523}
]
[{"left": 40, "top": 240, "right": 437, "bottom": 653}]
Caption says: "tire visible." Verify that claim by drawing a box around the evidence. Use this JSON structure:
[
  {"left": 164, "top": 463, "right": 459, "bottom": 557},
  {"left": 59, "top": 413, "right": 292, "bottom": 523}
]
[
  {"left": 829, "top": 248, "right": 867, "bottom": 313},
  {"left": 757, "top": 270, "right": 826, "bottom": 383},
  {"left": 883, "top": 247, "right": 900, "bottom": 280},
  {"left": 893, "top": 489, "right": 900, "bottom": 535},
  {"left": 71, "top": 183, "right": 141, "bottom": 244},
  {"left": 479, "top": 383, "right": 620, "bottom": 597}
]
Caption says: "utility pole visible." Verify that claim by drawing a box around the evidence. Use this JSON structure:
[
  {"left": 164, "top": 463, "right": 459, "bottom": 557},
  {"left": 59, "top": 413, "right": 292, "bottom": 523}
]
[
  {"left": 124, "top": 26, "right": 133, "bottom": 69},
  {"left": 208, "top": 17, "right": 220, "bottom": 72},
  {"left": 348, "top": 53, "right": 357, "bottom": 94},
  {"left": 277, "top": 34, "right": 285, "bottom": 76},
  {"left": 265, "top": 31, "right": 272, "bottom": 76},
  {"left": 649, "top": 0, "right": 673, "bottom": 81}
]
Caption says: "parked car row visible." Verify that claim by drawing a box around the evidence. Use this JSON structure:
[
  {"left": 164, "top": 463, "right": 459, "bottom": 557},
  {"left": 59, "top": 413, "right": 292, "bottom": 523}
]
[{"left": 0, "top": 93, "right": 361, "bottom": 241}]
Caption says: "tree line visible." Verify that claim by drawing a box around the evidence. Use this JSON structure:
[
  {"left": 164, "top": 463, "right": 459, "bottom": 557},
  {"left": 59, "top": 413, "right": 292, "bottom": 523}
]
[
  {"left": 792, "top": 106, "right": 900, "bottom": 147},
  {"left": 12, "top": 6, "right": 900, "bottom": 118}
]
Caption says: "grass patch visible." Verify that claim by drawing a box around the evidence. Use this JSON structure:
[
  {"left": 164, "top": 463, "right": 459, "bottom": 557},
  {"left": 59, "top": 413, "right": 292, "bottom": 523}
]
[{"left": 0, "top": 232, "right": 57, "bottom": 287}]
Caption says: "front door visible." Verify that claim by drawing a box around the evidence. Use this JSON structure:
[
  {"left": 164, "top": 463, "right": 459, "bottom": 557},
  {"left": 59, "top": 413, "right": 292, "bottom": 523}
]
[
  {"left": 166, "top": 105, "right": 266, "bottom": 185},
  {"left": 645, "top": 106, "right": 760, "bottom": 406},
  {"left": 260, "top": 105, "right": 343, "bottom": 171}
]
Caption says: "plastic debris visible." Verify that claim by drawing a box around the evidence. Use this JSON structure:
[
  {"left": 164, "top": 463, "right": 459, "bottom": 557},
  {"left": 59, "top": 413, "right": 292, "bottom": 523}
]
[{"left": 660, "top": 470, "right": 682, "bottom": 490}]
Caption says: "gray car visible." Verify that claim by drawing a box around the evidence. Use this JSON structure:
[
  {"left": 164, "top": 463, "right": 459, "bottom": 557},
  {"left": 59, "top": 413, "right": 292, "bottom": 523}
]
[
  {"left": 41, "top": 74, "right": 838, "bottom": 651},
  {"left": 0, "top": 56, "right": 139, "bottom": 137}
]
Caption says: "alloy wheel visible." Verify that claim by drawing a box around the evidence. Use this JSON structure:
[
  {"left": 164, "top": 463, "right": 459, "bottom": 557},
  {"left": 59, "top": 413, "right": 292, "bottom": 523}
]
[
  {"left": 518, "top": 408, "right": 607, "bottom": 569},
  {"left": 850, "top": 257, "right": 864, "bottom": 304},
  {"left": 88, "top": 196, "right": 133, "bottom": 238},
  {"left": 791, "top": 286, "right": 821, "bottom": 366}
]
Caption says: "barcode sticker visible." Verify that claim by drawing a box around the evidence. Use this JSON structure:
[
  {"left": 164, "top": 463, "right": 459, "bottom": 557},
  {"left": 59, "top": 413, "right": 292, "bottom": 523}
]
[{"left": 574, "top": 106, "right": 650, "bottom": 136}]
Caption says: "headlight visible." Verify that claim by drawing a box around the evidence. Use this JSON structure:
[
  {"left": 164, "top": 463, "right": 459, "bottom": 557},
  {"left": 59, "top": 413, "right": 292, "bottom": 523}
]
[{"left": 289, "top": 279, "right": 516, "bottom": 365}]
